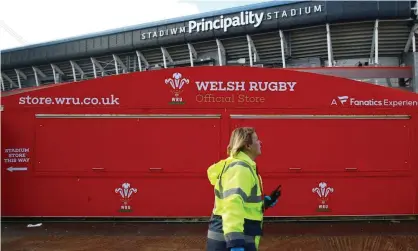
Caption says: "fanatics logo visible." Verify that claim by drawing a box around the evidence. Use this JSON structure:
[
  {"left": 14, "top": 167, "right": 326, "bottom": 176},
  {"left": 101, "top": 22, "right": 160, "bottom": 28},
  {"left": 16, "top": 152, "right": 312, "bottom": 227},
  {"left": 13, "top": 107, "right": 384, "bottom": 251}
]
[
  {"left": 165, "top": 72, "right": 190, "bottom": 105},
  {"left": 331, "top": 96, "right": 349, "bottom": 106}
]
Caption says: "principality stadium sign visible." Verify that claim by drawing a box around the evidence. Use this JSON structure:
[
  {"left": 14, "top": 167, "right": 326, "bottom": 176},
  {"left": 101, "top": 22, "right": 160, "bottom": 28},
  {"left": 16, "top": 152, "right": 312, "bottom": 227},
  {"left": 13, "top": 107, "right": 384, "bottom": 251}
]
[{"left": 140, "top": 4, "right": 324, "bottom": 40}]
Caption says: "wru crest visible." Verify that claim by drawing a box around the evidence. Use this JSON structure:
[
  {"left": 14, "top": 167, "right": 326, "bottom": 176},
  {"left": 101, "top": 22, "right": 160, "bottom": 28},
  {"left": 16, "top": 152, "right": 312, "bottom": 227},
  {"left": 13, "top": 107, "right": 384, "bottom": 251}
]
[
  {"left": 165, "top": 72, "right": 190, "bottom": 104},
  {"left": 115, "top": 182, "right": 138, "bottom": 213},
  {"left": 312, "top": 182, "right": 334, "bottom": 212}
]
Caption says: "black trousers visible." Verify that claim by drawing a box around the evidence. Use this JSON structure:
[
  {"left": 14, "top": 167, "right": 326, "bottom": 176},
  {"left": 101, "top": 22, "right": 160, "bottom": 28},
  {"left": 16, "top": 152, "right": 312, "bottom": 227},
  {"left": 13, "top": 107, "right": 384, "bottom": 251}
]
[{"left": 206, "top": 235, "right": 257, "bottom": 251}]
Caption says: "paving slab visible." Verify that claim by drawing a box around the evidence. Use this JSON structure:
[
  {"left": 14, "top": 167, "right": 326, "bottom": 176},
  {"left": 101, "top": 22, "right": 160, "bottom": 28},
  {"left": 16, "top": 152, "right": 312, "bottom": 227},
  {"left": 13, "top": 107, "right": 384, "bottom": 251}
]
[{"left": 2, "top": 221, "right": 417, "bottom": 251}]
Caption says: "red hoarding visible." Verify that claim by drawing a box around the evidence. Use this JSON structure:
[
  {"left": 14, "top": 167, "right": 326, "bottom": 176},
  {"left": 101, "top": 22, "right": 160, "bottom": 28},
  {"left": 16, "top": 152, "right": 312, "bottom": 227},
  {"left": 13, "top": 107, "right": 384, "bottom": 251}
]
[{"left": 1, "top": 66, "right": 417, "bottom": 218}]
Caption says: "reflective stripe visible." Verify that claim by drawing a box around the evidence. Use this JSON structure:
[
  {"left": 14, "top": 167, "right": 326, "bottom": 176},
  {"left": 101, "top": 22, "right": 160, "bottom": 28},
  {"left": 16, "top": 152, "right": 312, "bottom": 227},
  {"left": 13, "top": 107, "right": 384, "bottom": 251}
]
[
  {"left": 223, "top": 161, "right": 256, "bottom": 177},
  {"left": 225, "top": 232, "right": 245, "bottom": 243},
  {"left": 207, "top": 230, "right": 225, "bottom": 241},
  {"left": 215, "top": 187, "right": 262, "bottom": 203},
  {"left": 216, "top": 160, "right": 261, "bottom": 203},
  {"left": 207, "top": 230, "right": 255, "bottom": 243}
]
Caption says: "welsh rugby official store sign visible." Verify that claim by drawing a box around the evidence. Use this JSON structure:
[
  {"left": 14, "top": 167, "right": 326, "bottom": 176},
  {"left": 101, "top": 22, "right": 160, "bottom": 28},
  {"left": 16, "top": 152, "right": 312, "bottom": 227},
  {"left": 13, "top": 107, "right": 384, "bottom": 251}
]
[{"left": 11, "top": 66, "right": 418, "bottom": 110}]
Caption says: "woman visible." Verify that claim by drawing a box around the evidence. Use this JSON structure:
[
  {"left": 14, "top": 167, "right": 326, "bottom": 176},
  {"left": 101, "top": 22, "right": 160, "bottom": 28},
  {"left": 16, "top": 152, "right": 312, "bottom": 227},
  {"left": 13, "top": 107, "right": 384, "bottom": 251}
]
[{"left": 206, "top": 127, "right": 279, "bottom": 251}]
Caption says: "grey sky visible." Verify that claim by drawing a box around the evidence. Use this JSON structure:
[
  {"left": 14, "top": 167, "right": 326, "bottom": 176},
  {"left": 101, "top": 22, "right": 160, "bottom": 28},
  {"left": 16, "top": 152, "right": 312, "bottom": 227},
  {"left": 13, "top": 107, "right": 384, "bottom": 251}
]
[
  {"left": 0, "top": 0, "right": 270, "bottom": 51},
  {"left": 191, "top": 0, "right": 270, "bottom": 12}
]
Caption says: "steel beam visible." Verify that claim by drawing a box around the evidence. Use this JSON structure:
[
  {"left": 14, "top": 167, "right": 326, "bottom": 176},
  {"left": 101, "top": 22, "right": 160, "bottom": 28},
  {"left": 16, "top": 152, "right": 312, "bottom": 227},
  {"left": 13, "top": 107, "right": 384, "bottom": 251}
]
[
  {"left": 404, "top": 24, "right": 418, "bottom": 53},
  {"left": 386, "top": 78, "right": 393, "bottom": 87},
  {"left": 0, "top": 73, "right": 4, "bottom": 91},
  {"left": 216, "top": 39, "right": 226, "bottom": 66},
  {"left": 136, "top": 50, "right": 149, "bottom": 72},
  {"left": 113, "top": 54, "right": 128, "bottom": 75},
  {"left": 246, "top": 34, "right": 259, "bottom": 67},
  {"left": 161, "top": 47, "right": 174, "bottom": 69},
  {"left": 326, "top": 23, "right": 334, "bottom": 67},
  {"left": 1, "top": 72, "right": 16, "bottom": 89},
  {"left": 0, "top": 20, "right": 27, "bottom": 45},
  {"left": 370, "top": 19, "right": 379, "bottom": 65},
  {"left": 32, "top": 66, "right": 46, "bottom": 86},
  {"left": 51, "top": 64, "right": 64, "bottom": 84},
  {"left": 91, "top": 57, "right": 106, "bottom": 78},
  {"left": 187, "top": 43, "right": 197, "bottom": 67},
  {"left": 279, "top": 30, "right": 286, "bottom": 68},
  {"left": 70, "top": 60, "right": 84, "bottom": 82},
  {"left": 14, "top": 69, "right": 26, "bottom": 88}
]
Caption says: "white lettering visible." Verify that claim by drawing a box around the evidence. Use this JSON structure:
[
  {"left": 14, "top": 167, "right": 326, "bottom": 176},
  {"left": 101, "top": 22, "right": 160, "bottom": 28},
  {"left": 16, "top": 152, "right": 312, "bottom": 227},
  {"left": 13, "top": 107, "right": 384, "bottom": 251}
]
[
  {"left": 141, "top": 4, "right": 324, "bottom": 40},
  {"left": 3, "top": 148, "right": 31, "bottom": 164},
  {"left": 195, "top": 81, "right": 210, "bottom": 91},
  {"left": 188, "top": 11, "right": 265, "bottom": 33},
  {"left": 282, "top": 11, "right": 288, "bottom": 18},
  {"left": 4, "top": 148, "right": 30, "bottom": 153},
  {"left": 195, "top": 81, "right": 296, "bottom": 92},
  {"left": 18, "top": 95, "right": 120, "bottom": 106},
  {"left": 248, "top": 81, "right": 296, "bottom": 91},
  {"left": 346, "top": 98, "right": 418, "bottom": 107},
  {"left": 314, "top": 5, "right": 322, "bottom": 12},
  {"left": 235, "top": 82, "right": 246, "bottom": 91},
  {"left": 195, "top": 81, "right": 246, "bottom": 91},
  {"left": 291, "top": 9, "right": 296, "bottom": 16}
]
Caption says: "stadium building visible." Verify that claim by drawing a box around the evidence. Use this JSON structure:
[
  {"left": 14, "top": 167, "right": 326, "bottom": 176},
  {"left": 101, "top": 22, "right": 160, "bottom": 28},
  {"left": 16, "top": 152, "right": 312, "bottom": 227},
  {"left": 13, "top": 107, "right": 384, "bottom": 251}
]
[{"left": 1, "top": 0, "right": 418, "bottom": 93}]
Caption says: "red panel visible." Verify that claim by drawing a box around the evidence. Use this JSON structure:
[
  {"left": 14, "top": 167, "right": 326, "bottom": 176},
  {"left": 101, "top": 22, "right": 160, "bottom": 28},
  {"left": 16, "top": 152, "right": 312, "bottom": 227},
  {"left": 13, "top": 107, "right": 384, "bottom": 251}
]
[
  {"left": 34, "top": 116, "right": 222, "bottom": 174},
  {"left": 263, "top": 176, "right": 415, "bottom": 217},
  {"left": 86, "top": 176, "right": 214, "bottom": 217},
  {"left": 1, "top": 112, "right": 38, "bottom": 217},
  {"left": 99, "top": 117, "right": 221, "bottom": 174},
  {"left": 231, "top": 116, "right": 411, "bottom": 173},
  {"left": 29, "top": 178, "right": 88, "bottom": 217},
  {"left": 6, "top": 174, "right": 413, "bottom": 217},
  {"left": 35, "top": 118, "right": 105, "bottom": 172}
]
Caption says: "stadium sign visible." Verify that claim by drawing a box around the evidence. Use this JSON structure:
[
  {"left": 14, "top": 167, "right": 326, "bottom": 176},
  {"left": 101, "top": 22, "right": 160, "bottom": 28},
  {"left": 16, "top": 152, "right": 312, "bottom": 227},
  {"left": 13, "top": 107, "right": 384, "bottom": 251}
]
[{"left": 140, "top": 4, "right": 324, "bottom": 40}]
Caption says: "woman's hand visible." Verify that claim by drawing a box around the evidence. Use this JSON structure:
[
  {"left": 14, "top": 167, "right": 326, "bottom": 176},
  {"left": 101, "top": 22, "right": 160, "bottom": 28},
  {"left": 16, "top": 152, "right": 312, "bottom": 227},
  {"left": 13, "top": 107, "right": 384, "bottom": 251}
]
[{"left": 264, "top": 195, "right": 278, "bottom": 207}]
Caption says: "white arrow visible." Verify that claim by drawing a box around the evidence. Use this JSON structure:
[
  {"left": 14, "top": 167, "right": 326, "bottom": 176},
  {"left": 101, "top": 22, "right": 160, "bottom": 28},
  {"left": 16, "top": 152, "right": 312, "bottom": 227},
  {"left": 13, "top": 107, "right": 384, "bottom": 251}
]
[{"left": 7, "top": 167, "right": 28, "bottom": 172}]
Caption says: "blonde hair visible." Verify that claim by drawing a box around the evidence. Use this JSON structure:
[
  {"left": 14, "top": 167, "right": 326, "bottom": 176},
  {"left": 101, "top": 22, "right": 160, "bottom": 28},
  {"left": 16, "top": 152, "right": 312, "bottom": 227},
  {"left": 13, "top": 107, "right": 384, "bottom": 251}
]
[{"left": 227, "top": 127, "right": 255, "bottom": 157}]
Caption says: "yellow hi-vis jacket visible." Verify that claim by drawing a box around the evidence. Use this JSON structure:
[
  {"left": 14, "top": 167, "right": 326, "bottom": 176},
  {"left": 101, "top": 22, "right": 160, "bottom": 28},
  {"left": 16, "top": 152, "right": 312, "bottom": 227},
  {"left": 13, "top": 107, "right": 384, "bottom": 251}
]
[{"left": 206, "top": 151, "right": 264, "bottom": 251}]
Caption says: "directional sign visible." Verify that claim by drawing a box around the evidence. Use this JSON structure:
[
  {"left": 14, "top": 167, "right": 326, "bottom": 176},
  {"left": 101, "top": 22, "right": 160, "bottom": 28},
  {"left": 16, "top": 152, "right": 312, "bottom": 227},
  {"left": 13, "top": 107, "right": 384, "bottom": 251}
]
[{"left": 7, "top": 167, "right": 28, "bottom": 172}]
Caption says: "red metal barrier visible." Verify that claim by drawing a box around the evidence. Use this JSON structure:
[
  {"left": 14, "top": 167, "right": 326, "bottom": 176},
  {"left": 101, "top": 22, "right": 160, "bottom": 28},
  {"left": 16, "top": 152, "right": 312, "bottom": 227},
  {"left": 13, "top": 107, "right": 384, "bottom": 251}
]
[{"left": 1, "top": 66, "right": 417, "bottom": 218}]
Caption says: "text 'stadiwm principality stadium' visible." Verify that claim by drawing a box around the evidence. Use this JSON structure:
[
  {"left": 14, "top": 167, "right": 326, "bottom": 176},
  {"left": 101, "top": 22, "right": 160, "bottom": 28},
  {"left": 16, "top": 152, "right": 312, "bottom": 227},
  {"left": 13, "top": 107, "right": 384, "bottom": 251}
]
[{"left": 1, "top": 1, "right": 418, "bottom": 220}]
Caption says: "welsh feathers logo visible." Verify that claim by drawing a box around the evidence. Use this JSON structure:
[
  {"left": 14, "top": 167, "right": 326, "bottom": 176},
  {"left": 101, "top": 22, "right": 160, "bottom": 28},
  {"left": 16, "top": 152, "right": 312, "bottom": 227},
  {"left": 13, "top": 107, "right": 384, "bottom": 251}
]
[
  {"left": 165, "top": 72, "right": 190, "bottom": 105},
  {"left": 115, "top": 182, "right": 138, "bottom": 213},
  {"left": 312, "top": 182, "right": 334, "bottom": 212}
]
